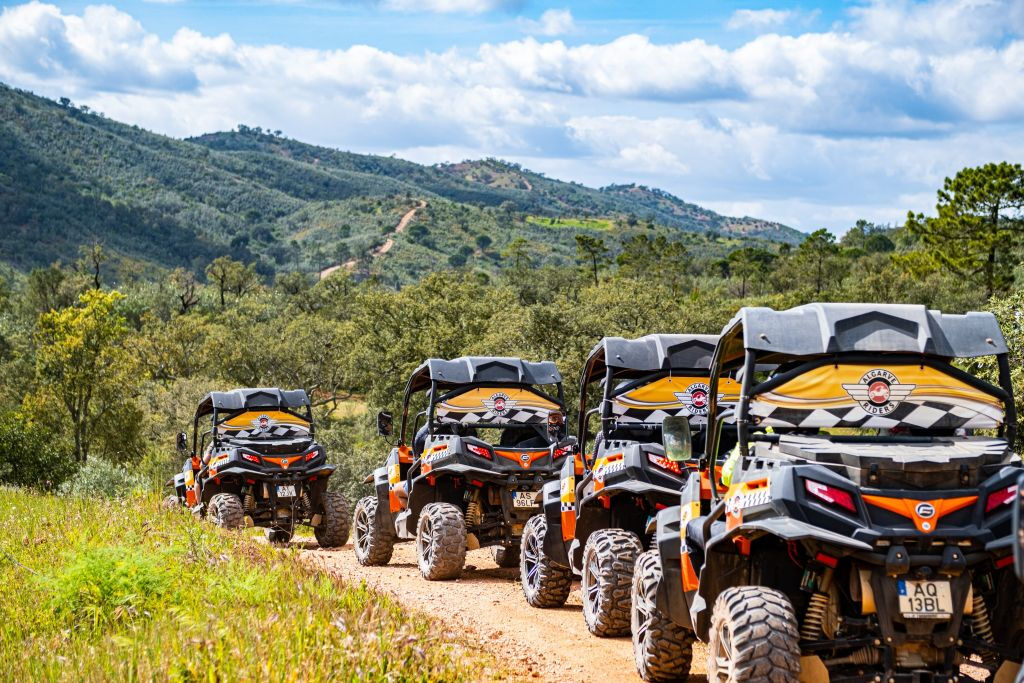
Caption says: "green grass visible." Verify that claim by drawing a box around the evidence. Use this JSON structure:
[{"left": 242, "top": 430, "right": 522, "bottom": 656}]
[
  {"left": 525, "top": 215, "right": 614, "bottom": 230},
  {"left": 0, "top": 488, "right": 485, "bottom": 682}
]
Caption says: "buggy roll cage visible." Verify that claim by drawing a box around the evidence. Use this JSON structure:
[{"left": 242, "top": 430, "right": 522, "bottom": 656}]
[
  {"left": 189, "top": 388, "right": 313, "bottom": 456},
  {"left": 700, "top": 303, "right": 1017, "bottom": 502},
  {"left": 576, "top": 334, "right": 719, "bottom": 467},
  {"left": 396, "top": 357, "right": 566, "bottom": 446}
]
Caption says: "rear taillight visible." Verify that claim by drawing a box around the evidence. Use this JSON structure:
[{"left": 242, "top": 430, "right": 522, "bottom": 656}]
[
  {"left": 553, "top": 446, "right": 571, "bottom": 459},
  {"left": 805, "top": 479, "right": 856, "bottom": 514},
  {"left": 241, "top": 453, "right": 260, "bottom": 464},
  {"left": 647, "top": 453, "right": 683, "bottom": 476},
  {"left": 304, "top": 450, "right": 318, "bottom": 462},
  {"left": 467, "top": 443, "right": 492, "bottom": 459},
  {"left": 985, "top": 484, "right": 1017, "bottom": 513}
]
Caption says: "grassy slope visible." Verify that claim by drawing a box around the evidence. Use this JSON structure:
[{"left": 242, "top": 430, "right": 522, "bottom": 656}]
[
  {"left": 0, "top": 488, "right": 483, "bottom": 682},
  {"left": 0, "top": 83, "right": 801, "bottom": 281}
]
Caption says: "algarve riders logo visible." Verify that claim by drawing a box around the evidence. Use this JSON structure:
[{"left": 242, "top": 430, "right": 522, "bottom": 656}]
[
  {"left": 842, "top": 369, "right": 916, "bottom": 416},
  {"left": 250, "top": 414, "right": 275, "bottom": 435},
  {"left": 483, "top": 392, "right": 517, "bottom": 417},
  {"left": 675, "top": 383, "right": 711, "bottom": 416}
]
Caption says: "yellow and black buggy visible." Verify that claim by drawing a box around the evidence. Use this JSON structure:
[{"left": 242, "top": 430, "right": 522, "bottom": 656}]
[
  {"left": 521, "top": 334, "right": 738, "bottom": 637},
  {"left": 354, "top": 357, "right": 572, "bottom": 580},
  {"left": 632, "top": 304, "right": 1023, "bottom": 683},
  {"left": 168, "top": 388, "right": 350, "bottom": 546}
]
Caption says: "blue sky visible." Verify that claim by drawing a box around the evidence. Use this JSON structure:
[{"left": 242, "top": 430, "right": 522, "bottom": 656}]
[{"left": 1, "top": 0, "right": 1022, "bottom": 233}]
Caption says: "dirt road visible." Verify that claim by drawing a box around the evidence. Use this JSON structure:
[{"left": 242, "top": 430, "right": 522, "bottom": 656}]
[
  {"left": 302, "top": 541, "right": 708, "bottom": 682},
  {"left": 319, "top": 200, "right": 426, "bottom": 279}
]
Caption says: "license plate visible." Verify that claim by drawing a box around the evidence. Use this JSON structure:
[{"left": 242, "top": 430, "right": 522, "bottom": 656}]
[
  {"left": 512, "top": 491, "right": 537, "bottom": 508},
  {"left": 276, "top": 485, "right": 296, "bottom": 498},
  {"left": 897, "top": 580, "right": 953, "bottom": 618}
]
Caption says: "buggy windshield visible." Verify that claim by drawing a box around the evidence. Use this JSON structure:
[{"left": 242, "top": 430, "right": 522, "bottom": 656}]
[
  {"left": 433, "top": 386, "right": 561, "bottom": 427},
  {"left": 748, "top": 359, "right": 1005, "bottom": 432},
  {"left": 610, "top": 374, "right": 742, "bottom": 426},
  {"left": 216, "top": 409, "right": 312, "bottom": 442}
]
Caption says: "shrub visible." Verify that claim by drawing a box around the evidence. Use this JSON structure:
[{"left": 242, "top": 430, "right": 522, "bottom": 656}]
[
  {"left": 59, "top": 458, "right": 151, "bottom": 498},
  {"left": 0, "top": 412, "right": 76, "bottom": 489},
  {"left": 45, "top": 545, "right": 173, "bottom": 631}
]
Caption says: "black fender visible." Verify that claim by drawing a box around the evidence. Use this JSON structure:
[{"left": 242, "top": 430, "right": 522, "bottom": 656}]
[
  {"left": 652, "top": 505, "right": 692, "bottom": 629},
  {"left": 540, "top": 479, "right": 569, "bottom": 565},
  {"left": 373, "top": 466, "right": 393, "bottom": 531},
  {"left": 171, "top": 472, "right": 186, "bottom": 500}
]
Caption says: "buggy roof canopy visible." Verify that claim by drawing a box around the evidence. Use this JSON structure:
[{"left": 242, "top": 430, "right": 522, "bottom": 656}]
[
  {"left": 716, "top": 303, "right": 1007, "bottom": 366},
  {"left": 195, "top": 388, "right": 311, "bottom": 418},
  {"left": 582, "top": 334, "right": 719, "bottom": 385},
  {"left": 405, "top": 357, "right": 562, "bottom": 395}
]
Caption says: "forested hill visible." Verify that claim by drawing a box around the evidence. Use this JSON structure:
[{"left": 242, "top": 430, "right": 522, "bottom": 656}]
[{"left": 0, "top": 83, "right": 801, "bottom": 282}]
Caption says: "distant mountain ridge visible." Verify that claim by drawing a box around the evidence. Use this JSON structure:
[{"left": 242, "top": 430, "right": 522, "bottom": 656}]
[{"left": 0, "top": 83, "right": 802, "bottom": 281}]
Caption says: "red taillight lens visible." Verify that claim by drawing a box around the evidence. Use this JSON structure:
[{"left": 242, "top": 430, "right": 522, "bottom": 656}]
[
  {"left": 304, "top": 450, "right": 318, "bottom": 461},
  {"left": 985, "top": 484, "right": 1017, "bottom": 513},
  {"left": 467, "top": 443, "right": 492, "bottom": 459},
  {"left": 553, "top": 446, "right": 571, "bottom": 459},
  {"left": 241, "top": 453, "right": 260, "bottom": 464},
  {"left": 647, "top": 453, "right": 683, "bottom": 476},
  {"left": 805, "top": 479, "right": 856, "bottom": 514}
]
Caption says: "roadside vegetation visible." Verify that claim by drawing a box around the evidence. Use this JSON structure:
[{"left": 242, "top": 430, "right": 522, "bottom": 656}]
[
  {"left": 0, "top": 161, "right": 1021, "bottom": 507},
  {"left": 0, "top": 488, "right": 481, "bottom": 682}
]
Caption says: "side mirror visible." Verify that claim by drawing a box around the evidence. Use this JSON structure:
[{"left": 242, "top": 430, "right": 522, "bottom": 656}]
[
  {"left": 376, "top": 411, "right": 394, "bottom": 437},
  {"left": 176, "top": 432, "right": 188, "bottom": 455},
  {"left": 1014, "top": 473, "right": 1024, "bottom": 582},
  {"left": 662, "top": 416, "right": 693, "bottom": 462}
]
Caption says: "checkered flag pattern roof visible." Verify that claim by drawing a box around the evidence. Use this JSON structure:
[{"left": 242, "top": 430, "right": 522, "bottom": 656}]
[
  {"left": 750, "top": 398, "right": 1002, "bottom": 430},
  {"left": 221, "top": 424, "right": 310, "bottom": 439},
  {"left": 435, "top": 405, "right": 549, "bottom": 425},
  {"left": 611, "top": 403, "right": 700, "bottom": 424}
]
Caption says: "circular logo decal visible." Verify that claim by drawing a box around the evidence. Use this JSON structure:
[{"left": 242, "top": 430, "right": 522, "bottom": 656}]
[
  {"left": 682, "top": 382, "right": 712, "bottom": 416},
  {"left": 915, "top": 502, "right": 935, "bottom": 519},
  {"left": 488, "top": 392, "right": 511, "bottom": 416},
  {"left": 842, "top": 369, "right": 915, "bottom": 416},
  {"left": 520, "top": 453, "right": 531, "bottom": 463}
]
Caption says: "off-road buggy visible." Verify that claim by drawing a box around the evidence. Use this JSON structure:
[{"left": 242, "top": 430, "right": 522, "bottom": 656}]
[
  {"left": 354, "top": 356, "right": 572, "bottom": 580},
  {"left": 521, "top": 334, "right": 742, "bottom": 638},
  {"left": 168, "top": 388, "right": 350, "bottom": 546},
  {"left": 632, "top": 303, "right": 1023, "bottom": 683}
]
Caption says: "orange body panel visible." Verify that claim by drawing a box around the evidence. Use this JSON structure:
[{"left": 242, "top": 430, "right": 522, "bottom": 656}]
[
  {"left": 494, "top": 449, "right": 549, "bottom": 469},
  {"left": 263, "top": 455, "right": 303, "bottom": 470},
  {"left": 863, "top": 494, "right": 977, "bottom": 533}
]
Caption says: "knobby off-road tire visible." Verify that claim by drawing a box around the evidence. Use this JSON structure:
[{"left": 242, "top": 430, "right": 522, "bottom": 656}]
[
  {"left": 162, "top": 495, "right": 180, "bottom": 510},
  {"left": 632, "top": 550, "right": 696, "bottom": 682},
  {"left": 491, "top": 543, "right": 521, "bottom": 569},
  {"left": 581, "top": 528, "right": 644, "bottom": 637},
  {"left": 209, "top": 493, "right": 245, "bottom": 530},
  {"left": 314, "top": 491, "right": 351, "bottom": 548},
  {"left": 707, "top": 586, "right": 801, "bottom": 683},
  {"left": 417, "top": 502, "right": 467, "bottom": 580},
  {"left": 520, "top": 514, "right": 572, "bottom": 608},
  {"left": 353, "top": 495, "right": 396, "bottom": 566}
]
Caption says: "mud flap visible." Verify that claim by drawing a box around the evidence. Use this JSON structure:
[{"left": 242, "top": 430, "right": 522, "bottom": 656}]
[
  {"left": 653, "top": 506, "right": 693, "bottom": 630},
  {"left": 541, "top": 480, "right": 570, "bottom": 565},
  {"left": 373, "top": 466, "right": 394, "bottom": 533}
]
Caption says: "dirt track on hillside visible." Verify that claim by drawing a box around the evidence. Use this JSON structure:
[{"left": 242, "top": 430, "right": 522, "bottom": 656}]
[
  {"left": 301, "top": 541, "right": 707, "bottom": 682},
  {"left": 319, "top": 200, "right": 426, "bottom": 279}
]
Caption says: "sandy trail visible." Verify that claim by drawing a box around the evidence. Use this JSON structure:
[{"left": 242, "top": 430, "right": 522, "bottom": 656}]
[
  {"left": 301, "top": 541, "right": 708, "bottom": 682},
  {"left": 319, "top": 200, "right": 426, "bottom": 279}
]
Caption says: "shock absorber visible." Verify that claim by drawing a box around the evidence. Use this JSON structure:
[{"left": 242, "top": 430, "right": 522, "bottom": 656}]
[
  {"left": 465, "top": 489, "right": 483, "bottom": 527},
  {"left": 801, "top": 567, "right": 834, "bottom": 642},
  {"left": 243, "top": 493, "right": 255, "bottom": 511},
  {"left": 971, "top": 593, "right": 998, "bottom": 664}
]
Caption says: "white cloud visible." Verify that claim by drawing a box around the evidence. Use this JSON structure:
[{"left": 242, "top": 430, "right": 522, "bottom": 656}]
[
  {"left": 726, "top": 8, "right": 794, "bottom": 31},
  {"left": 519, "top": 8, "right": 574, "bottom": 37},
  {"left": 0, "top": 0, "right": 1022, "bottom": 232}
]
